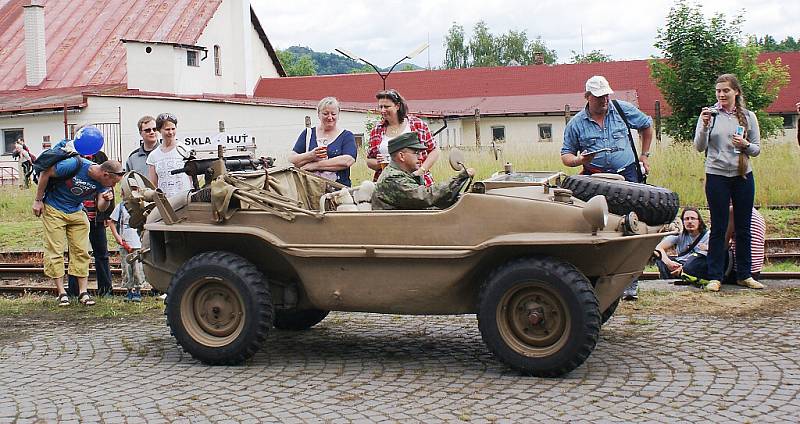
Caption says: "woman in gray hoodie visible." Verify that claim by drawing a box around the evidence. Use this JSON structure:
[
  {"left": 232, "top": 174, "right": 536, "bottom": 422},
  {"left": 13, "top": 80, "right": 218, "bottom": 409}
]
[{"left": 694, "top": 73, "right": 762, "bottom": 292}]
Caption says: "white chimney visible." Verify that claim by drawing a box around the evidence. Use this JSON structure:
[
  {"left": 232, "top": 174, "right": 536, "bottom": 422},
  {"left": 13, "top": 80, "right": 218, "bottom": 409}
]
[{"left": 23, "top": 2, "right": 47, "bottom": 86}]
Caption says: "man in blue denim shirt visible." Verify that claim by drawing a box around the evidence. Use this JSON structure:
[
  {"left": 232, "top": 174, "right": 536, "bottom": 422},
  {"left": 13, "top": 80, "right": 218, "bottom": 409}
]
[
  {"left": 561, "top": 75, "right": 654, "bottom": 183},
  {"left": 561, "top": 76, "right": 655, "bottom": 300}
]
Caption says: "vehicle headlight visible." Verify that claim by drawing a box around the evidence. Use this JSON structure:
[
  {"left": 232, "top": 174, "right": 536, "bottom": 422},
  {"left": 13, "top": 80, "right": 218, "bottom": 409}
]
[{"left": 583, "top": 195, "right": 608, "bottom": 234}]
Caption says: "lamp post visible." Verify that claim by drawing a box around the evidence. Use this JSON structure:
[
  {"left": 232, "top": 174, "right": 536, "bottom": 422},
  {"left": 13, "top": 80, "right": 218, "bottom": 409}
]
[{"left": 335, "top": 43, "right": 429, "bottom": 90}]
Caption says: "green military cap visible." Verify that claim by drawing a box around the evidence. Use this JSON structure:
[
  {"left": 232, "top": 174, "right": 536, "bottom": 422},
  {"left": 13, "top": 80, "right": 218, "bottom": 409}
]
[{"left": 388, "top": 132, "right": 426, "bottom": 154}]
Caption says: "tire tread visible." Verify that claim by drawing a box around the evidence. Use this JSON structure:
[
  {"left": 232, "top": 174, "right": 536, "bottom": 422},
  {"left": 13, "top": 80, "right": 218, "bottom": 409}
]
[
  {"left": 165, "top": 251, "right": 272, "bottom": 365},
  {"left": 478, "top": 256, "right": 600, "bottom": 377}
]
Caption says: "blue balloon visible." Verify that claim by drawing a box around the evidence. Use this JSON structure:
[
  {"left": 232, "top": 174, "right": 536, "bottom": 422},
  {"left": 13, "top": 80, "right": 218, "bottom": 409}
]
[{"left": 74, "top": 126, "right": 104, "bottom": 156}]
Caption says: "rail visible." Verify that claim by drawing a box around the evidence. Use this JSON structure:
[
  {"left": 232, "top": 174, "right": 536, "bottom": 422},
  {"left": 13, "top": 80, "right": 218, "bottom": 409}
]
[{"left": 0, "top": 166, "right": 19, "bottom": 186}]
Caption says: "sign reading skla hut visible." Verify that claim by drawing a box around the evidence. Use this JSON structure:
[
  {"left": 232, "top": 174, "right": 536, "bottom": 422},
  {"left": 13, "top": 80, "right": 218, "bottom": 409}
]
[{"left": 182, "top": 131, "right": 250, "bottom": 149}]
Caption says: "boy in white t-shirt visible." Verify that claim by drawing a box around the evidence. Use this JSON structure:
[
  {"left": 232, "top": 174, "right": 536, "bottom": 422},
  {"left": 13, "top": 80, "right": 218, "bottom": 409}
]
[{"left": 108, "top": 196, "right": 145, "bottom": 302}]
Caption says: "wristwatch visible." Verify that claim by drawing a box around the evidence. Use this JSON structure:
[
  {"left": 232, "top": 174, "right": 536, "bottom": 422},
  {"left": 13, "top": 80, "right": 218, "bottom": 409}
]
[{"left": 641, "top": 151, "right": 651, "bottom": 158}]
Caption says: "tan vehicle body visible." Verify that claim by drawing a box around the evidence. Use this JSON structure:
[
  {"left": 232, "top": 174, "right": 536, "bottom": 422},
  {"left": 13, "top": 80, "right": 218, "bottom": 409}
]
[
  {"left": 126, "top": 157, "right": 674, "bottom": 377},
  {"left": 143, "top": 177, "right": 659, "bottom": 314}
]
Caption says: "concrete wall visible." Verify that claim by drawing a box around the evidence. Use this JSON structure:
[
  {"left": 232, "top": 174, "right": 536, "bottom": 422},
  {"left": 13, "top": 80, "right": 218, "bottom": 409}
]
[
  {"left": 82, "top": 96, "right": 371, "bottom": 163},
  {"left": 0, "top": 112, "right": 76, "bottom": 155},
  {"left": 457, "top": 115, "right": 576, "bottom": 148}
]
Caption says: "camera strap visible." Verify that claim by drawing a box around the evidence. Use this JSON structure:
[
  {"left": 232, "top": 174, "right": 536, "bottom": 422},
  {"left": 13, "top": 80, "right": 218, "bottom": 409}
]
[
  {"left": 705, "top": 113, "right": 717, "bottom": 158},
  {"left": 611, "top": 100, "right": 645, "bottom": 183}
]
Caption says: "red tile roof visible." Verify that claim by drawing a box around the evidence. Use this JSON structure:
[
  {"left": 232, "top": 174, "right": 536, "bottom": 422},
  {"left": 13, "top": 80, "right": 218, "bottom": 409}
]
[
  {"left": 0, "top": 0, "right": 223, "bottom": 91},
  {"left": 255, "top": 52, "right": 800, "bottom": 116},
  {"left": 402, "top": 90, "right": 638, "bottom": 116},
  {"left": 760, "top": 52, "right": 800, "bottom": 113}
]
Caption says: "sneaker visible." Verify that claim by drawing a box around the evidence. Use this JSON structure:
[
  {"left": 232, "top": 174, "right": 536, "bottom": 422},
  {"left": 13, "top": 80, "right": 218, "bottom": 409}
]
[
  {"left": 705, "top": 280, "right": 721, "bottom": 292},
  {"left": 124, "top": 290, "right": 142, "bottom": 302},
  {"left": 158, "top": 293, "right": 167, "bottom": 300},
  {"left": 681, "top": 273, "right": 709, "bottom": 288},
  {"left": 130, "top": 290, "right": 142, "bottom": 302},
  {"left": 622, "top": 279, "right": 638, "bottom": 301},
  {"left": 737, "top": 277, "right": 765, "bottom": 290}
]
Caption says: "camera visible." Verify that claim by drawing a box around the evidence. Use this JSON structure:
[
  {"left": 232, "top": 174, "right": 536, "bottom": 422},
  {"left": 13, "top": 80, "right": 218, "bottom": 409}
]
[{"left": 707, "top": 107, "right": 718, "bottom": 117}]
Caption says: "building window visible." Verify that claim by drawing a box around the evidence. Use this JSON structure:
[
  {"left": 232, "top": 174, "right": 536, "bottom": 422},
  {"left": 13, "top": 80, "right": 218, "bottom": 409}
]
[
  {"left": 491, "top": 126, "right": 505, "bottom": 143},
  {"left": 538, "top": 124, "right": 553, "bottom": 141},
  {"left": 2, "top": 128, "right": 24, "bottom": 154},
  {"left": 214, "top": 45, "right": 222, "bottom": 76},
  {"left": 783, "top": 114, "right": 795, "bottom": 129},
  {"left": 187, "top": 50, "right": 199, "bottom": 67}
]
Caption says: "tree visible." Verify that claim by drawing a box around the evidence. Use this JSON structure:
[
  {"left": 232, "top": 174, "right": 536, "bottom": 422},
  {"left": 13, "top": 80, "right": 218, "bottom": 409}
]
[
  {"left": 570, "top": 49, "right": 611, "bottom": 63},
  {"left": 444, "top": 22, "right": 557, "bottom": 68},
  {"left": 277, "top": 49, "right": 317, "bottom": 76},
  {"left": 529, "top": 36, "right": 558, "bottom": 65},
  {"left": 469, "top": 21, "right": 499, "bottom": 67},
  {"left": 348, "top": 64, "right": 373, "bottom": 74},
  {"left": 753, "top": 35, "right": 800, "bottom": 52},
  {"left": 497, "top": 30, "right": 530, "bottom": 66},
  {"left": 649, "top": 0, "right": 789, "bottom": 142},
  {"left": 444, "top": 23, "right": 469, "bottom": 69}
]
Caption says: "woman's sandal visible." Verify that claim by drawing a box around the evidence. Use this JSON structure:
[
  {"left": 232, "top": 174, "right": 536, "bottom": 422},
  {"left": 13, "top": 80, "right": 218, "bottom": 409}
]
[
  {"left": 78, "top": 292, "right": 96, "bottom": 306},
  {"left": 57, "top": 293, "right": 70, "bottom": 307}
]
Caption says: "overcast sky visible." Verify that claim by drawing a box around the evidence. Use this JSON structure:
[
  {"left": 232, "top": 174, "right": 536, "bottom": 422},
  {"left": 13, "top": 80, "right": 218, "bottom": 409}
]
[{"left": 251, "top": 0, "right": 797, "bottom": 68}]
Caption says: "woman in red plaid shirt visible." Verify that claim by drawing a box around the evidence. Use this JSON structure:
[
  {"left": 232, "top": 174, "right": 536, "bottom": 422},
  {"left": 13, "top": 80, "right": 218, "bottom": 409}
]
[{"left": 366, "top": 89, "right": 440, "bottom": 186}]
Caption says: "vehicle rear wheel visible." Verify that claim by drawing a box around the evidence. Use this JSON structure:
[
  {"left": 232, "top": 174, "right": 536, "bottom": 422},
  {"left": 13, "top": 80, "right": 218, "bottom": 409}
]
[
  {"left": 478, "top": 256, "right": 600, "bottom": 377},
  {"left": 561, "top": 174, "right": 679, "bottom": 226},
  {"left": 601, "top": 297, "right": 620, "bottom": 325},
  {"left": 166, "top": 251, "right": 272, "bottom": 365},
  {"left": 274, "top": 309, "right": 329, "bottom": 330}
]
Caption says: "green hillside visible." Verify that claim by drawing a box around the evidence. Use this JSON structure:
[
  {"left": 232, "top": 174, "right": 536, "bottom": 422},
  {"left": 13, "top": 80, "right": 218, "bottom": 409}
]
[{"left": 282, "top": 46, "right": 423, "bottom": 75}]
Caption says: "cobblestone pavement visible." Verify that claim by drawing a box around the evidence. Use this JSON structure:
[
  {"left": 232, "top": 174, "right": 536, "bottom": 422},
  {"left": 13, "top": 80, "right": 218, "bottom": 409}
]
[{"left": 1, "top": 307, "right": 799, "bottom": 423}]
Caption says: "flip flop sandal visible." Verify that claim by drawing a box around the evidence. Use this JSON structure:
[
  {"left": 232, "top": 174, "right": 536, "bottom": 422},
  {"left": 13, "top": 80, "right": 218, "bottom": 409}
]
[
  {"left": 57, "top": 293, "right": 70, "bottom": 307},
  {"left": 78, "top": 292, "right": 96, "bottom": 306}
]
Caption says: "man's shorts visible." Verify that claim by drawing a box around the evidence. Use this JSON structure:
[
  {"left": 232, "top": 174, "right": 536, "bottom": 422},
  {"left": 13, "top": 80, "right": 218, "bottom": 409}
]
[{"left": 41, "top": 204, "right": 90, "bottom": 278}]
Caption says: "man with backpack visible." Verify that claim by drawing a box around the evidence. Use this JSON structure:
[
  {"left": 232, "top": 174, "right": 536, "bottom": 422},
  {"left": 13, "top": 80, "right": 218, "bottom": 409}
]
[
  {"left": 32, "top": 147, "right": 124, "bottom": 307},
  {"left": 66, "top": 150, "right": 114, "bottom": 297}
]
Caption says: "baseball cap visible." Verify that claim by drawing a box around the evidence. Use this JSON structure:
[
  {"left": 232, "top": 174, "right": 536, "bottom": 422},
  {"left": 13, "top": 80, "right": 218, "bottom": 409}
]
[
  {"left": 387, "top": 132, "right": 426, "bottom": 154},
  {"left": 586, "top": 75, "right": 614, "bottom": 97}
]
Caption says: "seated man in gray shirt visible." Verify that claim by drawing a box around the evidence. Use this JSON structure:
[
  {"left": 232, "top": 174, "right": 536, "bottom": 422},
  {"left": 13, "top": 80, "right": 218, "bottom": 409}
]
[{"left": 654, "top": 207, "right": 709, "bottom": 280}]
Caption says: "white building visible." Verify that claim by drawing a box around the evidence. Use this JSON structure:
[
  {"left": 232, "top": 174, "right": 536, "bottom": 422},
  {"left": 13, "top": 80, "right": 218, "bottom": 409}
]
[{"left": 0, "top": 0, "right": 336, "bottom": 181}]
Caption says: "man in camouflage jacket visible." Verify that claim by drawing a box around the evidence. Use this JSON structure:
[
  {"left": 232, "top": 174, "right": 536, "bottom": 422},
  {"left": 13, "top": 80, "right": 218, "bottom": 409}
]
[{"left": 372, "top": 132, "right": 474, "bottom": 210}]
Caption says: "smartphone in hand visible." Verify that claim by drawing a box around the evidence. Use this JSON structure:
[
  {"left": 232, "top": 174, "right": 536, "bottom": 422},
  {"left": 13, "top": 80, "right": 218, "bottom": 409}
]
[
  {"left": 582, "top": 147, "right": 612, "bottom": 156},
  {"left": 734, "top": 125, "right": 745, "bottom": 153}
]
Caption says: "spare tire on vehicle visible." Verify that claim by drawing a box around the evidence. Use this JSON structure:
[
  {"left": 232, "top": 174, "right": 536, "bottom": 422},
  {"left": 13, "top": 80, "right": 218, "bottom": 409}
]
[{"left": 561, "top": 175, "right": 679, "bottom": 226}]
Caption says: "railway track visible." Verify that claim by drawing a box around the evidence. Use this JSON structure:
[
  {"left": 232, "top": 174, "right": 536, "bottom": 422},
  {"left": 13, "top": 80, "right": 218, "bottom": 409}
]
[{"left": 1, "top": 239, "right": 798, "bottom": 294}]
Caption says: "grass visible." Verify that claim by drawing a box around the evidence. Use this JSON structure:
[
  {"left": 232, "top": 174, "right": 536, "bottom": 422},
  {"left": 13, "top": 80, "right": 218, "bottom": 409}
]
[
  {"left": 0, "top": 293, "right": 164, "bottom": 320},
  {"left": 619, "top": 287, "right": 800, "bottom": 318},
  {"left": 350, "top": 139, "right": 799, "bottom": 207}
]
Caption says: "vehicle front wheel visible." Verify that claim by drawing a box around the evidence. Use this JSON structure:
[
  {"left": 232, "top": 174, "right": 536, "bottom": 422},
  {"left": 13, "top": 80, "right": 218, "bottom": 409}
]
[
  {"left": 166, "top": 251, "right": 273, "bottom": 365},
  {"left": 274, "top": 309, "right": 329, "bottom": 330},
  {"left": 478, "top": 257, "right": 600, "bottom": 377}
]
